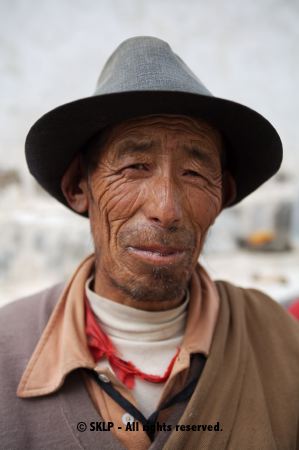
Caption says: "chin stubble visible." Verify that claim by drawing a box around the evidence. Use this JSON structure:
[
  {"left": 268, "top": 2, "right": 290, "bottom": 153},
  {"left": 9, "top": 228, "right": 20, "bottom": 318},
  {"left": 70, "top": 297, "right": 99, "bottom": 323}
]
[{"left": 108, "top": 265, "right": 190, "bottom": 303}]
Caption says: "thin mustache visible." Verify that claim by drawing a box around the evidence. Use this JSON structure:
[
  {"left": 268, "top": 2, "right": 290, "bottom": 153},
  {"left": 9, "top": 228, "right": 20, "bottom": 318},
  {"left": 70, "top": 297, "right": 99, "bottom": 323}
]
[{"left": 118, "top": 226, "right": 195, "bottom": 250}]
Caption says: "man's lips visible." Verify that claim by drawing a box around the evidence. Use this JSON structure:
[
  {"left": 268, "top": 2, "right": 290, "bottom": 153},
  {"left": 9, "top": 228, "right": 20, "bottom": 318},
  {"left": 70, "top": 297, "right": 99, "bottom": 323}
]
[{"left": 126, "top": 245, "right": 187, "bottom": 265}]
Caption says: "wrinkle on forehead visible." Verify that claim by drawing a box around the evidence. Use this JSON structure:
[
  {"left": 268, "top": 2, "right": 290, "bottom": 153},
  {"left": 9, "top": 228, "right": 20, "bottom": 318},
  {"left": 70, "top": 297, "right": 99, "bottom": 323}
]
[
  {"left": 87, "top": 114, "right": 223, "bottom": 172},
  {"left": 84, "top": 114, "right": 224, "bottom": 169},
  {"left": 106, "top": 114, "right": 222, "bottom": 148},
  {"left": 115, "top": 114, "right": 220, "bottom": 133}
]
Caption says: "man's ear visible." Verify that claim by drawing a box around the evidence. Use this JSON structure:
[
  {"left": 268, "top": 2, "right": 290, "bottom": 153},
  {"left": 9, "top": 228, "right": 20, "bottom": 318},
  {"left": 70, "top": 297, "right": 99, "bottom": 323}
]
[
  {"left": 61, "top": 154, "right": 89, "bottom": 214},
  {"left": 221, "top": 170, "right": 237, "bottom": 209}
]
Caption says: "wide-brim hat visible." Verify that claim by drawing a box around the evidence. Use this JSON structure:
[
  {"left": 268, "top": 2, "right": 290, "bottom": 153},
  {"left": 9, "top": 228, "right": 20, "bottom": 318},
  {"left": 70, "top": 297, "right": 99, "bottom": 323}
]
[{"left": 25, "top": 36, "right": 282, "bottom": 214}]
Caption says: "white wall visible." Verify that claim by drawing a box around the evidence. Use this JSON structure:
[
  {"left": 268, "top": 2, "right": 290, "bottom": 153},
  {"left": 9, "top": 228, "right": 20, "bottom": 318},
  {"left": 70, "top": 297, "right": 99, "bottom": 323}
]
[{"left": 1, "top": 0, "right": 298, "bottom": 305}]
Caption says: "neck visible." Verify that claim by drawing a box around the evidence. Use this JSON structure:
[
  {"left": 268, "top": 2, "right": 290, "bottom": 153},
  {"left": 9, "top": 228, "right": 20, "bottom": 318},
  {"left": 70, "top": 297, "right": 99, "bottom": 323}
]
[{"left": 86, "top": 278, "right": 189, "bottom": 340}]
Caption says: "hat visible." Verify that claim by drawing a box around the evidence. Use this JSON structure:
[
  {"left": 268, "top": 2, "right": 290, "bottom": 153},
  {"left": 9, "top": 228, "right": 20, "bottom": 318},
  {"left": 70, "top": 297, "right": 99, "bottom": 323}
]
[{"left": 25, "top": 36, "right": 282, "bottom": 213}]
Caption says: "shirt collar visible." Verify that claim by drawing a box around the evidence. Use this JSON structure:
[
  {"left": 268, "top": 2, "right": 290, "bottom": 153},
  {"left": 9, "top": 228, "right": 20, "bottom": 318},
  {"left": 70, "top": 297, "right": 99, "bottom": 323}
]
[
  {"left": 17, "top": 254, "right": 219, "bottom": 398},
  {"left": 17, "top": 255, "right": 95, "bottom": 397},
  {"left": 86, "top": 276, "right": 190, "bottom": 341}
]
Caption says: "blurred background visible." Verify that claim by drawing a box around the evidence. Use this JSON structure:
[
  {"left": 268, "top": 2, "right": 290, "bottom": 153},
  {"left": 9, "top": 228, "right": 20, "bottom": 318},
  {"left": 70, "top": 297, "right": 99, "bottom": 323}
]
[{"left": 1, "top": 0, "right": 299, "bottom": 307}]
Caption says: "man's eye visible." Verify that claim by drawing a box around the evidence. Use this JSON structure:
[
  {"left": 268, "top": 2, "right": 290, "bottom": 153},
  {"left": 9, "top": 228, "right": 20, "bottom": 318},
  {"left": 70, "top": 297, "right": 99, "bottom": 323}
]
[
  {"left": 183, "top": 170, "right": 201, "bottom": 177},
  {"left": 126, "top": 163, "right": 148, "bottom": 171}
]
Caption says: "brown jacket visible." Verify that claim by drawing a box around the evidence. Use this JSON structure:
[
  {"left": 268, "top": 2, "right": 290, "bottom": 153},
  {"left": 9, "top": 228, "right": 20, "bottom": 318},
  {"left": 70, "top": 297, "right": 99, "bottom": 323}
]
[
  {"left": 15, "top": 255, "right": 220, "bottom": 450},
  {"left": 0, "top": 280, "right": 299, "bottom": 449}
]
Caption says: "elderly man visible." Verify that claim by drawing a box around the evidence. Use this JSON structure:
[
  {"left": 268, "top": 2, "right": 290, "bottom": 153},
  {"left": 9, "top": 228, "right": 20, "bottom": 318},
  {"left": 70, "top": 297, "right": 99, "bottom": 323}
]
[{"left": 1, "top": 37, "right": 298, "bottom": 450}]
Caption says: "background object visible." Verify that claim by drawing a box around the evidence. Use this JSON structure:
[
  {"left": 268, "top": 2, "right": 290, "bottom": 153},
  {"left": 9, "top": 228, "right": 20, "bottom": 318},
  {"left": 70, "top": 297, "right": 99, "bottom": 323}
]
[{"left": 1, "top": 0, "right": 298, "bottom": 306}]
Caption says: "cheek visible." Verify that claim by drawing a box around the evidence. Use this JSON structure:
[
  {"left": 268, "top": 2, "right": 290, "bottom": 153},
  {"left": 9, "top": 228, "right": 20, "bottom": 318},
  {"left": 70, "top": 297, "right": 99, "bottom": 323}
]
[
  {"left": 89, "top": 170, "right": 223, "bottom": 253},
  {"left": 89, "top": 176, "right": 145, "bottom": 239},
  {"left": 185, "top": 178, "right": 223, "bottom": 238},
  {"left": 104, "top": 181, "right": 145, "bottom": 222}
]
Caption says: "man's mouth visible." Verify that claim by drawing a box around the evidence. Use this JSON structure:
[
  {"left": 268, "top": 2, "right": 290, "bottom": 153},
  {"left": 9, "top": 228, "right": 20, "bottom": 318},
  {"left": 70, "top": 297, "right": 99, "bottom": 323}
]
[{"left": 126, "top": 245, "right": 186, "bottom": 265}]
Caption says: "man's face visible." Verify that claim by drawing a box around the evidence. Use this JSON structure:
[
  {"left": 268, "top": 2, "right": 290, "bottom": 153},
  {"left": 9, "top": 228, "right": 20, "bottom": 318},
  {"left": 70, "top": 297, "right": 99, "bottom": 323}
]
[{"left": 81, "top": 115, "right": 224, "bottom": 308}]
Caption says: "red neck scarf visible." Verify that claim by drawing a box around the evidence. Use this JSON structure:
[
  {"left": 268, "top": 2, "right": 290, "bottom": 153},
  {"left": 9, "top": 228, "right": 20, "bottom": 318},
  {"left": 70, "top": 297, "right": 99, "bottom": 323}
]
[{"left": 85, "top": 295, "right": 179, "bottom": 389}]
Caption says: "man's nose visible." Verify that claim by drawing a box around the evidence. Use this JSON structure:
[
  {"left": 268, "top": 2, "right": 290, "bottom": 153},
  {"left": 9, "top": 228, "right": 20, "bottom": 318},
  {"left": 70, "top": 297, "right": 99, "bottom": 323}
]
[{"left": 145, "top": 176, "right": 183, "bottom": 228}]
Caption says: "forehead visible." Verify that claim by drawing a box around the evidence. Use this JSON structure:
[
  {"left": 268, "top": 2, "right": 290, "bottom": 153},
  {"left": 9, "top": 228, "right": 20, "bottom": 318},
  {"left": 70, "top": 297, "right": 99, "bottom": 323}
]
[
  {"left": 85, "top": 114, "right": 224, "bottom": 169},
  {"left": 105, "top": 114, "right": 221, "bottom": 144}
]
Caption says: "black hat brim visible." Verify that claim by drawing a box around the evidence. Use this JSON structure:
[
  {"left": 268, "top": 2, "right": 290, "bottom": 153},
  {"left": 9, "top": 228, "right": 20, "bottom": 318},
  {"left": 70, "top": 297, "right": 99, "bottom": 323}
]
[{"left": 25, "top": 90, "right": 282, "bottom": 215}]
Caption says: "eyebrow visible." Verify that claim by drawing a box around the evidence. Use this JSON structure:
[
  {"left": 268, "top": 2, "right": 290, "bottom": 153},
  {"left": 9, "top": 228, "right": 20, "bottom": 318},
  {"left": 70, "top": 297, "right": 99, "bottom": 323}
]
[
  {"left": 113, "top": 138, "right": 218, "bottom": 167},
  {"left": 114, "top": 138, "right": 155, "bottom": 160},
  {"left": 182, "top": 144, "right": 217, "bottom": 167}
]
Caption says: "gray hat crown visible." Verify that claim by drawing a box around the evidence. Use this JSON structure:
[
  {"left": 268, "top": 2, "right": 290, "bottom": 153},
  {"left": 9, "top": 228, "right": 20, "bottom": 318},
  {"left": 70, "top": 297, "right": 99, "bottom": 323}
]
[{"left": 95, "top": 36, "right": 212, "bottom": 96}]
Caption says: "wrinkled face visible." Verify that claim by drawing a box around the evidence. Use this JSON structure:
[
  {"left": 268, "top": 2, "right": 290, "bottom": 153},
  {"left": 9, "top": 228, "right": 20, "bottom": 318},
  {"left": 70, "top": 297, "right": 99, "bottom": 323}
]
[{"left": 83, "top": 115, "right": 224, "bottom": 307}]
